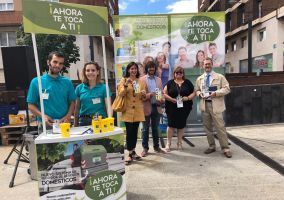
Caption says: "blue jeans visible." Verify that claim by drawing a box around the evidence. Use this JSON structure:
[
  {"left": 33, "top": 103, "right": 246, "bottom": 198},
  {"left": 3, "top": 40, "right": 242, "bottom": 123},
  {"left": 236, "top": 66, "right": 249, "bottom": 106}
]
[{"left": 142, "top": 105, "right": 161, "bottom": 150}]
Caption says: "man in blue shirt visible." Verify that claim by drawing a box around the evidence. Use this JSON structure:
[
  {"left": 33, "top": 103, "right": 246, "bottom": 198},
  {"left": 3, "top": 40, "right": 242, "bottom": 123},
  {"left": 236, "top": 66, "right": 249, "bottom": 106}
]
[
  {"left": 140, "top": 61, "right": 165, "bottom": 156},
  {"left": 27, "top": 51, "right": 76, "bottom": 127}
]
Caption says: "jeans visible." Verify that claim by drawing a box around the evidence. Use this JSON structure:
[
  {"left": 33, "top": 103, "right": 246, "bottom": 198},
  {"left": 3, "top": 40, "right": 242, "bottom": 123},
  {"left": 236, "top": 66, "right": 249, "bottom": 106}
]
[{"left": 142, "top": 105, "right": 161, "bottom": 150}]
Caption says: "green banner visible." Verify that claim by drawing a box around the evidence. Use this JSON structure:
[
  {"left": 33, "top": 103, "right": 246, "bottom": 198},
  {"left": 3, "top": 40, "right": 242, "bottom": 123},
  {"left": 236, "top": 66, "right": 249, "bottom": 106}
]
[
  {"left": 113, "top": 12, "right": 225, "bottom": 130},
  {"left": 23, "top": 0, "right": 109, "bottom": 36}
]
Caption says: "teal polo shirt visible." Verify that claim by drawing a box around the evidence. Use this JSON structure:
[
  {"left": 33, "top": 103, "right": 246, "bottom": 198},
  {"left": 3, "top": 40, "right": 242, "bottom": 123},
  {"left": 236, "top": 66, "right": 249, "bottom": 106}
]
[
  {"left": 27, "top": 74, "right": 76, "bottom": 120},
  {"left": 75, "top": 83, "right": 112, "bottom": 118}
]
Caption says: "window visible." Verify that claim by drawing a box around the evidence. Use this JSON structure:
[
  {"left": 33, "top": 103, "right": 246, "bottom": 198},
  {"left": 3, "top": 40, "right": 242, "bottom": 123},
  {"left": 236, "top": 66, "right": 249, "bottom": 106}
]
[
  {"left": 237, "top": 4, "right": 245, "bottom": 26},
  {"left": 0, "top": 1, "right": 14, "bottom": 11},
  {"left": 258, "top": 28, "right": 266, "bottom": 42},
  {"left": 231, "top": 41, "right": 237, "bottom": 51},
  {"left": 0, "top": 32, "right": 16, "bottom": 47},
  {"left": 226, "top": 13, "right": 232, "bottom": 32},
  {"left": 241, "top": 36, "right": 247, "bottom": 48},
  {"left": 225, "top": 44, "right": 229, "bottom": 54},
  {"left": 258, "top": 0, "right": 262, "bottom": 18},
  {"left": 108, "top": 1, "right": 114, "bottom": 16}
]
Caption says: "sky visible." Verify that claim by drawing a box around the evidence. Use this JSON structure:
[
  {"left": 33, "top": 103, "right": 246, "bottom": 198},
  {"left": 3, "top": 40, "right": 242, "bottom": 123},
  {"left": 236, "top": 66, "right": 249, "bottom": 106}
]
[{"left": 119, "top": 0, "right": 198, "bottom": 15}]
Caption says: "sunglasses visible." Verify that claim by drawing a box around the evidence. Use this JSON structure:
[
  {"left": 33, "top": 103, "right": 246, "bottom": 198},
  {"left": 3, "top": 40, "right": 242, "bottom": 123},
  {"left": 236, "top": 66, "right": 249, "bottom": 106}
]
[{"left": 175, "top": 71, "right": 183, "bottom": 75}]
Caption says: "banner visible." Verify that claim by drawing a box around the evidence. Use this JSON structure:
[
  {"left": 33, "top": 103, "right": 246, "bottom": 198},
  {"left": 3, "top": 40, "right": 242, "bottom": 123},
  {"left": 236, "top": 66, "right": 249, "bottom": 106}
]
[
  {"left": 113, "top": 13, "right": 225, "bottom": 134},
  {"left": 23, "top": 0, "right": 109, "bottom": 36},
  {"left": 36, "top": 134, "right": 126, "bottom": 200}
]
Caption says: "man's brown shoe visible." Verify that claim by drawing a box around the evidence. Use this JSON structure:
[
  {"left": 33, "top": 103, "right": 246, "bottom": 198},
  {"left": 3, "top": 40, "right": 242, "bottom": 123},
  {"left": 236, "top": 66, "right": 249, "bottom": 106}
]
[
  {"left": 224, "top": 151, "right": 232, "bottom": 158},
  {"left": 204, "top": 148, "right": 216, "bottom": 154}
]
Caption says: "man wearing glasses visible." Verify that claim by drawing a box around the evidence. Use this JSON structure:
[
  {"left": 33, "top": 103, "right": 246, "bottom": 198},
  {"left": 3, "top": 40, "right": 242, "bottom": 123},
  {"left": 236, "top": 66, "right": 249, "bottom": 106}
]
[
  {"left": 195, "top": 57, "right": 232, "bottom": 158},
  {"left": 27, "top": 51, "right": 76, "bottom": 128}
]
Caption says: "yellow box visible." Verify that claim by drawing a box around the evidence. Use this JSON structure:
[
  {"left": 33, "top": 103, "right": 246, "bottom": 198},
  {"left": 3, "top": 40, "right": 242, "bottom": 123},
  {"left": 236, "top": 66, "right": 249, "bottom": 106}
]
[
  {"left": 101, "top": 119, "right": 109, "bottom": 133},
  {"left": 108, "top": 117, "right": 115, "bottom": 131},
  {"left": 92, "top": 120, "right": 101, "bottom": 134},
  {"left": 60, "top": 123, "right": 70, "bottom": 138},
  {"left": 9, "top": 114, "right": 25, "bottom": 125}
]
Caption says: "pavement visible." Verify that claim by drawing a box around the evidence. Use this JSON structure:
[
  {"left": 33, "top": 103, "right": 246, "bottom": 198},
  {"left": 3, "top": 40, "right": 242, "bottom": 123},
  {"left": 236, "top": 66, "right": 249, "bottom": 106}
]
[{"left": 0, "top": 123, "right": 284, "bottom": 200}]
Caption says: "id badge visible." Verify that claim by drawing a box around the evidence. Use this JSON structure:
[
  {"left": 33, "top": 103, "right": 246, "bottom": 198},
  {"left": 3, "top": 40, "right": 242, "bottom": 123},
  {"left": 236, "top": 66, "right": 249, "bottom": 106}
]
[
  {"left": 92, "top": 98, "right": 101, "bottom": 104},
  {"left": 176, "top": 95, "right": 183, "bottom": 108},
  {"left": 42, "top": 93, "right": 49, "bottom": 100}
]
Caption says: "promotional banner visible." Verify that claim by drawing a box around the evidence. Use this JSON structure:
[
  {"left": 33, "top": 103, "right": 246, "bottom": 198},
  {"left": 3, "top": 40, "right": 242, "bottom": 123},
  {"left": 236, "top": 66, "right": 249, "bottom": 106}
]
[
  {"left": 23, "top": 0, "right": 109, "bottom": 36},
  {"left": 36, "top": 134, "right": 126, "bottom": 200},
  {"left": 113, "top": 13, "right": 225, "bottom": 135}
]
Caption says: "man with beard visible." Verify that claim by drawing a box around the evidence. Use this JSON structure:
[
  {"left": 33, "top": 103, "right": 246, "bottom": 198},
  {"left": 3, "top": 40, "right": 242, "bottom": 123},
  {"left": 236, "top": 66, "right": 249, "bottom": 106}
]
[
  {"left": 140, "top": 61, "right": 165, "bottom": 156},
  {"left": 27, "top": 51, "right": 76, "bottom": 127}
]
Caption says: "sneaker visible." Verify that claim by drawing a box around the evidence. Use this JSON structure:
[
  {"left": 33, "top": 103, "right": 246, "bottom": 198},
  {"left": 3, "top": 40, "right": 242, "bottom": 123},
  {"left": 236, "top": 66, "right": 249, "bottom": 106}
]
[
  {"left": 141, "top": 149, "right": 148, "bottom": 157},
  {"left": 154, "top": 147, "right": 166, "bottom": 154}
]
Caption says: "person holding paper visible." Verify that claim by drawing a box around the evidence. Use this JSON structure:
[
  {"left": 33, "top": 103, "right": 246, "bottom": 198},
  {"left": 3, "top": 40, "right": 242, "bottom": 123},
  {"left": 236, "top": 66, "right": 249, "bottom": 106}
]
[
  {"left": 140, "top": 61, "right": 165, "bottom": 157},
  {"left": 117, "top": 62, "right": 147, "bottom": 165},
  {"left": 27, "top": 51, "right": 76, "bottom": 127},
  {"left": 195, "top": 57, "right": 232, "bottom": 158},
  {"left": 163, "top": 66, "right": 195, "bottom": 152},
  {"left": 74, "top": 62, "right": 112, "bottom": 127}
]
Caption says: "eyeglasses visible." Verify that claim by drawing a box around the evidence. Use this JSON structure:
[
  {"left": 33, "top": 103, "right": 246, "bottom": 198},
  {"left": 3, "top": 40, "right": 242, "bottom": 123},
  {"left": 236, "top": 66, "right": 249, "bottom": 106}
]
[{"left": 175, "top": 71, "right": 183, "bottom": 75}]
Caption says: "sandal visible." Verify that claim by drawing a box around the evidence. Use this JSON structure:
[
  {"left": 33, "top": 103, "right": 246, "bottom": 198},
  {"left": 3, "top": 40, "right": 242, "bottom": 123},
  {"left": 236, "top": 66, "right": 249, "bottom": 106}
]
[
  {"left": 131, "top": 151, "right": 142, "bottom": 160},
  {"left": 165, "top": 142, "right": 171, "bottom": 152},
  {"left": 124, "top": 154, "right": 133, "bottom": 165},
  {"left": 177, "top": 142, "right": 183, "bottom": 151}
]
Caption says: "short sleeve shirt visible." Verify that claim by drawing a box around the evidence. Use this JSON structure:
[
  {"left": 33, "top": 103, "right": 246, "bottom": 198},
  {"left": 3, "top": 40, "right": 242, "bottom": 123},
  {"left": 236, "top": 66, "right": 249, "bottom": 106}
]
[
  {"left": 75, "top": 83, "right": 112, "bottom": 118},
  {"left": 27, "top": 74, "right": 76, "bottom": 120}
]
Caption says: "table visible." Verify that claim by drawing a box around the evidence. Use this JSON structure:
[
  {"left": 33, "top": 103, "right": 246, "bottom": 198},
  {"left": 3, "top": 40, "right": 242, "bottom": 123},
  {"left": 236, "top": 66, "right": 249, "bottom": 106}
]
[{"left": 34, "top": 127, "right": 126, "bottom": 200}]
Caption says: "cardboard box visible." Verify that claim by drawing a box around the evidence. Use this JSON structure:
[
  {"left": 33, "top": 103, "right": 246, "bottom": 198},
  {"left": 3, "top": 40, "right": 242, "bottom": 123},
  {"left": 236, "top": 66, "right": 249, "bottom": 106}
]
[{"left": 9, "top": 114, "right": 25, "bottom": 125}]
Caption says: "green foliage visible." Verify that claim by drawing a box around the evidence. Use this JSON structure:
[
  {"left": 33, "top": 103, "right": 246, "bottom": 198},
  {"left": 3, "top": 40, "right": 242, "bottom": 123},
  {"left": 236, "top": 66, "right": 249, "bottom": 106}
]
[
  {"left": 36, "top": 143, "right": 68, "bottom": 170},
  {"left": 16, "top": 26, "right": 80, "bottom": 74}
]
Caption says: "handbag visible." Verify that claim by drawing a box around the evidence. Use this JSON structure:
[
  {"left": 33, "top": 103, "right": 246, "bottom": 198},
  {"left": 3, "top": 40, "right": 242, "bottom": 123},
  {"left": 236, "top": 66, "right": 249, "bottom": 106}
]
[
  {"left": 112, "top": 78, "right": 126, "bottom": 112},
  {"left": 112, "top": 95, "right": 126, "bottom": 112}
]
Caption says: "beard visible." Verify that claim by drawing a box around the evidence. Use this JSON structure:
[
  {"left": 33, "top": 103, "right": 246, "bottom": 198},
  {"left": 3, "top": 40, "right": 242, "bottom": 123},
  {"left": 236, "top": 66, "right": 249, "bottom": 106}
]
[{"left": 49, "top": 65, "right": 61, "bottom": 75}]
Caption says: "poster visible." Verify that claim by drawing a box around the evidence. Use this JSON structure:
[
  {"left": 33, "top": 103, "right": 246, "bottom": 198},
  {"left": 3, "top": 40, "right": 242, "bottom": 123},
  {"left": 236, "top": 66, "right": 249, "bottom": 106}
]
[
  {"left": 23, "top": 0, "right": 109, "bottom": 36},
  {"left": 113, "top": 13, "right": 225, "bottom": 134},
  {"left": 36, "top": 134, "right": 126, "bottom": 200}
]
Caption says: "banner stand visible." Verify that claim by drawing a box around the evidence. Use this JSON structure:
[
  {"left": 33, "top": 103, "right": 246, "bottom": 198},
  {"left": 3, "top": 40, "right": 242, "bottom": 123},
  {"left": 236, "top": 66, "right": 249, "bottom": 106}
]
[
  {"left": 101, "top": 36, "right": 112, "bottom": 117},
  {"left": 31, "top": 33, "right": 47, "bottom": 135}
]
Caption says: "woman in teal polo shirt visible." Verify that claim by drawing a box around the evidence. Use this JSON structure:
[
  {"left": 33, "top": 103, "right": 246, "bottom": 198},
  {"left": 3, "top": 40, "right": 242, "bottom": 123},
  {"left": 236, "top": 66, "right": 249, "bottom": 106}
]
[{"left": 74, "top": 62, "right": 112, "bottom": 126}]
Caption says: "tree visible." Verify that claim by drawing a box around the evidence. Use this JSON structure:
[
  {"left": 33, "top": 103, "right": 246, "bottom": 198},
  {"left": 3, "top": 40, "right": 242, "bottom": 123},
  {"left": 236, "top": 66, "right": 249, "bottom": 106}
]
[
  {"left": 16, "top": 26, "right": 80, "bottom": 74},
  {"left": 36, "top": 143, "right": 68, "bottom": 171}
]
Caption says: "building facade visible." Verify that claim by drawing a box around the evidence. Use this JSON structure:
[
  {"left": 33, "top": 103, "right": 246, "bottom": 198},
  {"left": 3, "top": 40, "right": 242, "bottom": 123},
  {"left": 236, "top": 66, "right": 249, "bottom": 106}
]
[
  {"left": 0, "top": 0, "right": 118, "bottom": 83},
  {"left": 198, "top": 0, "right": 284, "bottom": 73},
  {"left": 0, "top": 0, "right": 22, "bottom": 83}
]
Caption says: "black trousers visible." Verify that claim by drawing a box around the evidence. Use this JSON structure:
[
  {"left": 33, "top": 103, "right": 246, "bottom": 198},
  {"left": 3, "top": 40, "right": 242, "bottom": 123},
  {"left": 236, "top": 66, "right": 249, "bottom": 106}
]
[{"left": 125, "top": 122, "right": 140, "bottom": 151}]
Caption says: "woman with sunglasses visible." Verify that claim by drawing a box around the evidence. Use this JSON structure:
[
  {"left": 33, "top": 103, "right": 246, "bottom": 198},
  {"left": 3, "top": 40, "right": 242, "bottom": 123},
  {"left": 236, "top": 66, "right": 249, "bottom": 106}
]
[
  {"left": 163, "top": 66, "right": 195, "bottom": 151},
  {"left": 74, "top": 62, "right": 112, "bottom": 126},
  {"left": 117, "top": 62, "right": 147, "bottom": 165}
]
